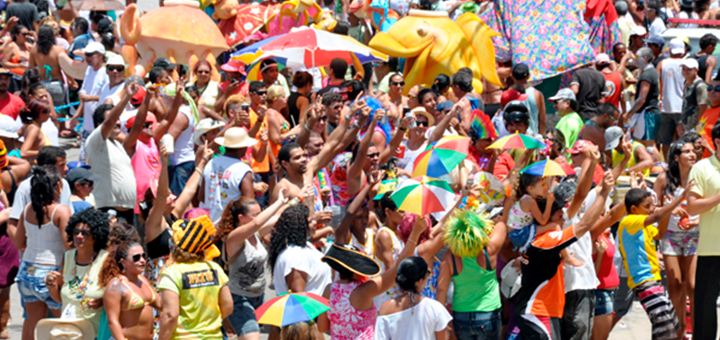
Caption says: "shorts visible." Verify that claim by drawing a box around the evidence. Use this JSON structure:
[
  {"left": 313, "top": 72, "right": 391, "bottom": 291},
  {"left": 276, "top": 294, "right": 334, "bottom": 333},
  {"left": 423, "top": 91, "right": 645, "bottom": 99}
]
[
  {"left": 517, "top": 314, "right": 560, "bottom": 340},
  {"left": 508, "top": 225, "right": 537, "bottom": 253},
  {"left": 168, "top": 161, "right": 195, "bottom": 197},
  {"left": 226, "top": 293, "right": 264, "bottom": 335},
  {"left": 659, "top": 229, "right": 699, "bottom": 256},
  {"left": 452, "top": 308, "right": 502, "bottom": 340},
  {"left": 594, "top": 289, "right": 615, "bottom": 316},
  {"left": 15, "top": 261, "right": 62, "bottom": 310},
  {"left": 644, "top": 112, "right": 661, "bottom": 141},
  {"left": 613, "top": 277, "right": 634, "bottom": 318},
  {"left": 657, "top": 113, "right": 681, "bottom": 145},
  {"left": 633, "top": 280, "right": 680, "bottom": 340}
]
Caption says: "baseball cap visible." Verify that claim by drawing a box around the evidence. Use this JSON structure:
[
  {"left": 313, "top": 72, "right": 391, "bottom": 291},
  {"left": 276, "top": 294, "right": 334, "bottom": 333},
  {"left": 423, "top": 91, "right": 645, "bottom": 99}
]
[
  {"left": 125, "top": 112, "right": 157, "bottom": 131},
  {"left": 153, "top": 57, "right": 176, "bottom": 70},
  {"left": 131, "top": 86, "right": 146, "bottom": 106},
  {"left": 0, "top": 115, "right": 19, "bottom": 139},
  {"left": 548, "top": 88, "right": 576, "bottom": 102},
  {"left": 512, "top": 63, "right": 530, "bottom": 80},
  {"left": 221, "top": 59, "right": 246, "bottom": 74},
  {"left": 630, "top": 25, "right": 647, "bottom": 37},
  {"left": 97, "top": 17, "right": 113, "bottom": 33},
  {"left": 66, "top": 167, "right": 101, "bottom": 188},
  {"left": 67, "top": 161, "right": 91, "bottom": 172},
  {"left": 500, "top": 89, "right": 528, "bottom": 108},
  {"left": 82, "top": 41, "right": 105, "bottom": 55},
  {"left": 567, "top": 140, "right": 596, "bottom": 155},
  {"left": 595, "top": 53, "right": 611, "bottom": 65},
  {"left": 436, "top": 100, "right": 453, "bottom": 112},
  {"left": 106, "top": 54, "right": 126, "bottom": 67},
  {"left": 643, "top": 35, "right": 665, "bottom": 46},
  {"left": 681, "top": 58, "right": 699, "bottom": 69},
  {"left": 669, "top": 38, "right": 685, "bottom": 54},
  {"left": 0, "top": 68, "right": 11, "bottom": 76},
  {"left": 604, "top": 126, "right": 624, "bottom": 151}
]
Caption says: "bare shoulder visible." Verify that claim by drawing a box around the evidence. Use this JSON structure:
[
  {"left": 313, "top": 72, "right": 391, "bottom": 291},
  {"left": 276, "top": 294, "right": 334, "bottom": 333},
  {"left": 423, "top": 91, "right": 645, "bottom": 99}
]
[{"left": 107, "top": 277, "right": 127, "bottom": 294}]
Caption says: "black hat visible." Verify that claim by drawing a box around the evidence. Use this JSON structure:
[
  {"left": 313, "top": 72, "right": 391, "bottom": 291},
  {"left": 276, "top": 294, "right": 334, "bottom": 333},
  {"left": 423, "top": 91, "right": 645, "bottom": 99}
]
[
  {"left": 512, "top": 63, "right": 530, "bottom": 80},
  {"left": 66, "top": 168, "right": 101, "bottom": 188},
  {"left": 322, "top": 243, "right": 381, "bottom": 277},
  {"left": 153, "top": 58, "right": 176, "bottom": 70}
]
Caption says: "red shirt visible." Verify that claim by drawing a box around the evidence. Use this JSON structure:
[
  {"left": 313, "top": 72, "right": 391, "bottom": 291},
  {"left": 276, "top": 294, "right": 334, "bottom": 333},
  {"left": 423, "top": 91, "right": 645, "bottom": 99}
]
[
  {"left": 0, "top": 93, "right": 25, "bottom": 120},
  {"left": 219, "top": 81, "right": 249, "bottom": 99},
  {"left": 697, "top": 105, "right": 720, "bottom": 159},
  {"left": 592, "top": 232, "right": 620, "bottom": 290}
]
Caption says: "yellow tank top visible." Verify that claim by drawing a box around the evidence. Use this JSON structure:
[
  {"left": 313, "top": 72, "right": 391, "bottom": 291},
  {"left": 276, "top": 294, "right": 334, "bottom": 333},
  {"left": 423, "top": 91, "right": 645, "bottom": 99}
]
[{"left": 612, "top": 141, "right": 650, "bottom": 177}]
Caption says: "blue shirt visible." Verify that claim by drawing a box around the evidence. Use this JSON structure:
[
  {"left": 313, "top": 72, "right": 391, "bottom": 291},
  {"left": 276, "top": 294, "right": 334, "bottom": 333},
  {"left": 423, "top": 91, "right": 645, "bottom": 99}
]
[
  {"left": 72, "top": 200, "right": 93, "bottom": 213},
  {"left": 69, "top": 33, "right": 94, "bottom": 60}
]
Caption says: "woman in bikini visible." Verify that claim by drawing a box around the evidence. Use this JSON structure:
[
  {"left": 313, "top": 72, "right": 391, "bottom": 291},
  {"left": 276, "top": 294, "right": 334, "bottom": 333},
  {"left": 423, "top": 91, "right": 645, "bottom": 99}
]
[
  {"left": 2, "top": 25, "right": 31, "bottom": 80},
  {"left": 100, "top": 241, "right": 161, "bottom": 340},
  {"left": 18, "top": 99, "right": 52, "bottom": 160},
  {"left": 378, "top": 73, "right": 407, "bottom": 124}
]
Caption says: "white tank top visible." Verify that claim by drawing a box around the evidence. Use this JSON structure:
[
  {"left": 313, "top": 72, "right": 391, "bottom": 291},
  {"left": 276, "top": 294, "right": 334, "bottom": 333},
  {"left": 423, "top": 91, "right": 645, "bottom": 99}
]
[
  {"left": 661, "top": 58, "right": 685, "bottom": 113},
  {"left": 22, "top": 205, "right": 65, "bottom": 265},
  {"left": 170, "top": 106, "right": 196, "bottom": 165}
]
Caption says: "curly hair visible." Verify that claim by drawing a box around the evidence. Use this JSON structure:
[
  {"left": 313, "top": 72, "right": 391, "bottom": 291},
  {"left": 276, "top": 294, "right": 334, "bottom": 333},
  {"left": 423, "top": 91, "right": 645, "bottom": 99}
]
[
  {"left": 30, "top": 165, "right": 61, "bottom": 228},
  {"left": 172, "top": 247, "right": 205, "bottom": 263},
  {"left": 66, "top": 208, "right": 110, "bottom": 254},
  {"left": 397, "top": 213, "right": 432, "bottom": 245},
  {"left": 215, "top": 198, "right": 259, "bottom": 241},
  {"left": 99, "top": 241, "right": 141, "bottom": 287},
  {"left": 107, "top": 221, "right": 140, "bottom": 247},
  {"left": 37, "top": 25, "right": 56, "bottom": 55},
  {"left": 268, "top": 205, "right": 310, "bottom": 273}
]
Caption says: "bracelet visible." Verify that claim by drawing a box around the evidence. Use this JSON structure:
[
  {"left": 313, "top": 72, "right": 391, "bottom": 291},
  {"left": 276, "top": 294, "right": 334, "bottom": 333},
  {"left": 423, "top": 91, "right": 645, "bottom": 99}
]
[
  {"left": 195, "top": 167, "right": 202, "bottom": 175},
  {"left": 203, "top": 156, "right": 211, "bottom": 162},
  {"left": 407, "top": 238, "right": 417, "bottom": 245},
  {"left": 304, "top": 123, "right": 313, "bottom": 132},
  {"left": 398, "top": 127, "right": 407, "bottom": 132}
]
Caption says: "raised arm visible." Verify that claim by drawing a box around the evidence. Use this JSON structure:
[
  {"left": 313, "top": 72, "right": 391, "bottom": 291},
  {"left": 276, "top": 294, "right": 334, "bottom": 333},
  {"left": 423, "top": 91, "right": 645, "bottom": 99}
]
[
  {"left": 154, "top": 81, "right": 184, "bottom": 143},
  {"left": 335, "top": 171, "right": 380, "bottom": 244},
  {"left": 648, "top": 180, "right": 696, "bottom": 230},
  {"left": 173, "top": 144, "right": 212, "bottom": 217},
  {"left": 574, "top": 171, "right": 613, "bottom": 238},
  {"left": 102, "top": 82, "right": 138, "bottom": 140},
  {"left": 567, "top": 144, "right": 601, "bottom": 219},
  {"left": 124, "top": 86, "right": 155, "bottom": 156},
  {"left": 347, "top": 110, "right": 381, "bottom": 181},
  {"left": 145, "top": 145, "right": 171, "bottom": 243},
  {"left": 225, "top": 188, "right": 289, "bottom": 259},
  {"left": 378, "top": 115, "right": 411, "bottom": 165}
]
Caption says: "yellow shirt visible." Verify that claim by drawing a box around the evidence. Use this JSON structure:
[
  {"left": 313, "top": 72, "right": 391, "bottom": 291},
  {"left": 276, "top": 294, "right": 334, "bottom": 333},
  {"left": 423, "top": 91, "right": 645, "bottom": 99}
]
[
  {"left": 689, "top": 155, "right": 720, "bottom": 255},
  {"left": 618, "top": 214, "right": 661, "bottom": 289},
  {"left": 158, "top": 260, "right": 229, "bottom": 340},
  {"left": 612, "top": 141, "right": 650, "bottom": 177}
]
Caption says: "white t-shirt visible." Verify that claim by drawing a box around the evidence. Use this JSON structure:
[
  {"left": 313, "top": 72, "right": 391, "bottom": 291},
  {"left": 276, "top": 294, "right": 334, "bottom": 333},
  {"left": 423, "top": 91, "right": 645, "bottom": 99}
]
[
  {"left": 272, "top": 244, "right": 332, "bottom": 296},
  {"left": 678, "top": 11, "right": 700, "bottom": 28},
  {"left": 649, "top": 17, "right": 667, "bottom": 37},
  {"left": 10, "top": 176, "right": 73, "bottom": 221},
  {"left": 98, "top": 82, "right": 122, "bottom": 106},
  {"left": 202, "top": 154, "right": 253, "bottom": 223},
  {"left": 397, "top": 140, "right": 428, "bottom": 178},
  {"left": 170, "top": 106, "right": 196, "bottom": 166},
  {"left": 85, "top": 127, "right": 136, "bottom": 209},
  {"left": 374, "top": 298, "right": 453, "bottom": 340},
  {"left": 562, "top": 189, "right": 603, "bottom": 292},
  {"left": 80, "top": 66, "right": 109, "bottom": 133}
]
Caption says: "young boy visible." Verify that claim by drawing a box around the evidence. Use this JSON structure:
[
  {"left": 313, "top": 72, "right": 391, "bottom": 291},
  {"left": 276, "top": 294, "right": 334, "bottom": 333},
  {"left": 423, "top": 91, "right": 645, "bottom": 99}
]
[{"left": 618, "top": 184, "right": 695, "bottom": 340}]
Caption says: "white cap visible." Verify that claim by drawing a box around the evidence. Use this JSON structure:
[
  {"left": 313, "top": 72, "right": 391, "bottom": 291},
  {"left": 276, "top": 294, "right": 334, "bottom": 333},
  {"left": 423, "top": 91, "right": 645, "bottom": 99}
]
[
  {"left": 630, "top": 25, "right": 647, "bottom": 37},
  {"left": 82, "top": 41, "right": 105, "bottom": 55},
  {"left": 669, "top": 38, "right": 685, "bottom": 55},
  {"left": 106, "top": 54, "right": 126, "bottom": 67},
  {"left": 681, "top": 58, "right": 700, "bottom": 70},
  {"left": 595, "top": 53, "right": 611, "bottom": 65},
  {"left": 0, "top": 115, "right": 19, "bottom": 138}
]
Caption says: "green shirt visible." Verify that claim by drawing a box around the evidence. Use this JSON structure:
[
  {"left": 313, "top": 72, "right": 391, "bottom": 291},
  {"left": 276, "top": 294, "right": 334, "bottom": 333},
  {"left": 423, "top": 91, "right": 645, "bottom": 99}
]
[
  {"left": 556, "top": 112, "right": 584, "bottom": 151},
  {"left": 450, "top": 252, "right": 501, "bottom": 312}
]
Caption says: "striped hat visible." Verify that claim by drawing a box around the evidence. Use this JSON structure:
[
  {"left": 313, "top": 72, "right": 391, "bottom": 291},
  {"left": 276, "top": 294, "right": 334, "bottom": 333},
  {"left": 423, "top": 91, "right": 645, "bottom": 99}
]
[
  {"left": 171, "top": 215, "right": 221, "bottom": 260},
  {"left": 0, "top": 140, "right": 8, "bottom": 169}
]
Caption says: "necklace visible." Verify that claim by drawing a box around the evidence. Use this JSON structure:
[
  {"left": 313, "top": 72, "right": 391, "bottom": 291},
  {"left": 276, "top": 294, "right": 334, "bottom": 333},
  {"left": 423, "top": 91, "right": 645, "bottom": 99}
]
[{"left": 68, "top": 250, "right": 97, "bottom": 311}]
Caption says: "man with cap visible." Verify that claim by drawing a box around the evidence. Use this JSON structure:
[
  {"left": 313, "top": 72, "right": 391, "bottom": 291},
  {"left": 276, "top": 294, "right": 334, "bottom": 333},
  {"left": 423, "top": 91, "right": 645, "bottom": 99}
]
[
  {"left": 624, "top": 47, "right": 661, "bottom": 153},
  {"left": 0, "top": 68, "right": 25, "bottom": 120},
  {"left": 628, "top": 25, "right": 647, "bottom": 55},
  {"left": 644, "top": 35, "right": 666, "bottom": 68},
  {"left": 551, "top": 88, "right": 584, "bottom": 151},
  {"left": 202, "top": 127, "right": 256, "bottom": 223},
  {"left": 689, "top": 33, "right": 718, "bottom": 83},
  {"left": 680, "top": 58, "right": 709, "bottom": 136},
  {"left": 493, "top": 100, "right": 532, "bottom": 180},
  {"left": 493, "top": 86, "right": 528, "bottom": 138},
  {"left": 214, "top": 59, "right": 249, "bottom": 113},
  {"left": 656, "top": 38, "right": 687, "bottom": 158},
  {"left": 511, "top": 63, "right": 546, "bottom": 136},
  {"left": 596, "top": 53, "right": 623, "bottom": 110},
  {"left": 606, "top": 125, "right": 654, "bottom": 176},
  {"left": 72, "top": 41, "right": 108, "bottom": 163},
  {"left": 317, "top": 58, "right": 348, "bottom": 101},
  {"left": 66, "top": 167, "right": 101, "bottom": 212},
  {"left": 570, "top": 63, "right": 606, "bottom": 121},
  {"left": 153, "top": 57, "right": 176, "bottom": 73},
  {"left": 99, "top": 54, "right": 127, "bottom": 106}
]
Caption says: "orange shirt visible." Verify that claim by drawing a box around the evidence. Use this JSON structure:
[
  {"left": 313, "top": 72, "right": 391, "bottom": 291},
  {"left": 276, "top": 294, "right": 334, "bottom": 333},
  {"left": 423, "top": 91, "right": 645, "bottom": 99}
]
[
  {"left": 249, "top": 108, "right": 270, "bottom": 173},
  {"left": 696, "top": 105, "right": 720, "bottom": 159}
]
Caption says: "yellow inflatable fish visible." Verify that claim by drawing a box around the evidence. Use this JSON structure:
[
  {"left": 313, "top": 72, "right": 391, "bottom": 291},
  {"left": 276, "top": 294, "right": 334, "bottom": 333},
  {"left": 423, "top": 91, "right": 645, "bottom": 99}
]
[{"left": 369, "top": 10, "right": 500, "bottom": 95}]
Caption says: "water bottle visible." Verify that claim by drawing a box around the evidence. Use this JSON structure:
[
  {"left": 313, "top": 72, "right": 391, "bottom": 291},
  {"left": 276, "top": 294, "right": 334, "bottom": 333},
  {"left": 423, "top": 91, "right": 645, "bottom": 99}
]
[{"left": 404, "top": 106, "right": 415, "bottom": 128}]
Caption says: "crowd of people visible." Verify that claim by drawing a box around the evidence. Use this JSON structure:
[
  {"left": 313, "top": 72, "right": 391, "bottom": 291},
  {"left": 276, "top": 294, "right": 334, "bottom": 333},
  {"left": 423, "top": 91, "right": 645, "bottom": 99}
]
[{"left": 0, "top": 0, "right": 718, "bottom": 340}]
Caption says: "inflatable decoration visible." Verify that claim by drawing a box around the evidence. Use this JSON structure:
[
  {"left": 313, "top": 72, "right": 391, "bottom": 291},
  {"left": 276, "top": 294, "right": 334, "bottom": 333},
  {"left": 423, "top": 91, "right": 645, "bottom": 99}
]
[
  {"left": 214, "top": 0, "right": 272, "bottom": 47},
  {"left": 369, "top": 10, "right": 500, "bottom": 95},
  {"left": 120, "top": 4, "right": 229, "bottom": 81},
  {"left": 263, "top": 0, "right": 323, "bottom": 36},
  {"left": 349, "top": 0, "right": 399, "bottom": 32}
]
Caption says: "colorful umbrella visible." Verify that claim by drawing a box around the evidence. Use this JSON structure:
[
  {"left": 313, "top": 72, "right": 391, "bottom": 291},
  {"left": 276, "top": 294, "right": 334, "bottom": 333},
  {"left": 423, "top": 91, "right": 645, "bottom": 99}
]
[
  {"left": 391, "top": 176, "right": 456, "bottom": 216},
  {"left": 520, "top": 158, "right": 571, "bottom": 177},
  {"left": 412, "top": 136, "right": 470, "bottom": 178},
  {"left": 255, "top": 292, "right": 330, "bottom": 327},
  {"left": 487, "top": 132, "right": 546, "bottom": 150}
]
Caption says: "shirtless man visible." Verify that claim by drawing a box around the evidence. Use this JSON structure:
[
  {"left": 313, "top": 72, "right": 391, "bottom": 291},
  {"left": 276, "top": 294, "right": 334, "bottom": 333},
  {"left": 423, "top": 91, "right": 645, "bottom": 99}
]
[{"left": 451, "top": 68, "right": 483, "bottom": 132}]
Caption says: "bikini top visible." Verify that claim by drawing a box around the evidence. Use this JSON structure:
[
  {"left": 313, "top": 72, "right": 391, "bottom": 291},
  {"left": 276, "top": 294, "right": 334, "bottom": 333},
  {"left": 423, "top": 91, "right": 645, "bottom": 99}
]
[{"left": 121, "top": 278, "right": 155, "bottom": 311}]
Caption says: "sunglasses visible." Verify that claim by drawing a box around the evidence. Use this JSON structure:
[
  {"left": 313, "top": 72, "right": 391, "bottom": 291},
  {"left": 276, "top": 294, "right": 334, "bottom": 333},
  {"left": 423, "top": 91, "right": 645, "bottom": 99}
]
[
  {"left": 318, "top": 116, "right": 328, "bottom": 122},
  {"left": 81, "top": 180, "right": 94, "bottom": 187},
  {"left": 196, "top": 70, "right": 210, "bottom": 74},
  {"left": 416, "top": 120, "right": 429, "bottom": 127},
  {"left": 131, "top": 253, "right": 148, "bottom": 262},
  {"left": 107, "top": 65, "right": 125, "bottom": 72},
  {"left": 367, "top": 152, "right": 380, "bottom": 158},
  {"left": 254, "top": 90, "right": 267, "bottom": 95},
  {"left": 143, "top": 122, "right": 153, "bottom": 129},
  {"left": 391, "top": 81, "right": 405, "bottom": 86},
  {"left": 708, "top": 86, "right": 720, "bottom": 92},
  {"left": 73, "top": 229, "right": 91, "bottom": 237}
]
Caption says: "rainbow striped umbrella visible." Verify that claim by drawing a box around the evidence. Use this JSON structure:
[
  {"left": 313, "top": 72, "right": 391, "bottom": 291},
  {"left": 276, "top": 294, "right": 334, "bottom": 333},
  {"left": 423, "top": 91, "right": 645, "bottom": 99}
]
[
  {"left": 520, "top": 158, "right": 571, "bottom": 177},
  {"left": 487, "top": 132, "right": 546, "bottom": 150},
  {"left": 254, "top": 292, "right": 330, "bottom": 327},
  {"left": 412, "top": 135, "right": 470, "bottom": 178},
  {"left": 391, "top": 176, "right": 456, "bottom": 216}
]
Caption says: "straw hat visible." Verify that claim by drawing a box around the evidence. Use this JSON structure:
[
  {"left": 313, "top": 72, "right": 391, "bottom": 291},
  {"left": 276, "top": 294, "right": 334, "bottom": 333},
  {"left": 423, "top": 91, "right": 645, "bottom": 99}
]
[
  {"left": 213, "top": 127, "right": 257, "bottom": 149},
  {"left": 35, "top": 318, "right": 95, "bottom": 340},
  {"left": 193, "top": 118, "right": 227, "bottom": 145},
  {"left": 411, "top": 107, "right": 435, "bottom": 127}
]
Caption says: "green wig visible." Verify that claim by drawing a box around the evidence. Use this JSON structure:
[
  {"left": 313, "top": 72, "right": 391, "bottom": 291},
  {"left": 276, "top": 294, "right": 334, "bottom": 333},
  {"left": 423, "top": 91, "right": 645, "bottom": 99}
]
[{"left": 443, "top": 209, "right": 494, "bottom": 258}]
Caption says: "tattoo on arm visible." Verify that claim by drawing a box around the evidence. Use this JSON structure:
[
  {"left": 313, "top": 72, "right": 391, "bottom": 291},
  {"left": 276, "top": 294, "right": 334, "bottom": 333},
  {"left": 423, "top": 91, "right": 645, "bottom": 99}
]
[{"left": 108, "top": 279, "right": 126, "bottom": 294}]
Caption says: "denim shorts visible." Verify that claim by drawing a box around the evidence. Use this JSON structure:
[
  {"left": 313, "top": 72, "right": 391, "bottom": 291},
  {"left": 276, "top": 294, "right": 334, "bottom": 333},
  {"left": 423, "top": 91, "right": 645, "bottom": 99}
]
[
  {"left": 227, "top": 293, "right": 264, "bottom": 335},
  {"left": 15, "top": 261, "right": 62, "bottom": 310},
  {"left": 452, "top": 308, "right": 502, "bottom": 340},
  {"left": 594, "top": 289, "right": 615, "bottom": 316},
  {"left": 169, "top": 161, "right": 195, "bottom": 197}
]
